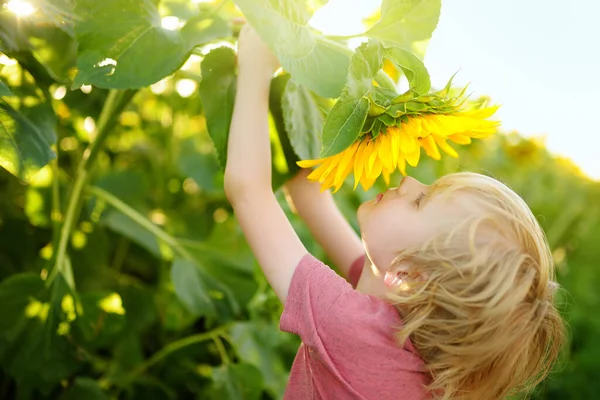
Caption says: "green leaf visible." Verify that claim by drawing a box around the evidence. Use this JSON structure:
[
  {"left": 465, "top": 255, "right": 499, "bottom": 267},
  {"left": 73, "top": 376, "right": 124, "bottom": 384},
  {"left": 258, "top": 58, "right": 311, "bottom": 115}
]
[
  {"left": 233, "top": 0, "right": 352, "bottom": 98},
  {"left": 73, "top": 0, "right": 231, "bottom": 89},
  {"left": 171, "top": 259, "right": 217, "bottom": 318},
  {"left": 282, "top": 78, "right": 323, "bottom": 160},
  {"left": 320, "top": 40, "right": 382, "bottom": 157},
  {"left": 176, "top": 138, "right": 224, "bottom": 197},
  {"left": 229, "top": 322, "right": 289, "bottom": 398},
  {"left": 72, "top": 292, "right": 126, "bottom": 349},
  {"left": 375, "top": 70, "right": 397, "bottom": 91},
  {"left": 366, "top": 0, "right": 441, "bottom": 47},
  {"left": 199, "top": 47, "right": 237, "bottom": 169},
  {"left": 32, "top": 0, "right": 77, "bottom": 37},
  {"left": 0, "top": 273, "right": 80, "bottom": 393},
  {"left": 0, "top": 100, "right": 56, "bottom": 182},
  {"left": 384, "top": 45, "right": 431, "bottom": 96},
  {"left": 101, "top": 210, "right": 162, "bottom": 258},
  {"left": 320, "top": 97, "right": 369, "bottom": 157},
  {"left": 269, "top": 73, "right": 301, "bottom": 179},
  {"left": 0, "top": 80, "right": 13, "bottom": 97},
  {"left": 207, "top": 363, "right": 264, "bottom": 400},
  {"left": 60, "top": 377, "right": 109, "bottom": 400}
]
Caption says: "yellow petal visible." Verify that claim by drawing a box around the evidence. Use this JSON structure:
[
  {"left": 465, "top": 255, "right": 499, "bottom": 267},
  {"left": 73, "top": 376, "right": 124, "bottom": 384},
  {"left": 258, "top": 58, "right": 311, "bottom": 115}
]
[
  {"left": 389, "top": 128, "right": 400, "bottom": 169},
  {"left": 367, "top": 155, "right": 382, "bottom": 180},
  {"left": 405, "top": 146, "right": 421, "bottom": 167},
  {"left": 397, "top": 156, "right": 407, "bottom": 176},
  {"left": 297, "top": 159, "right": 322, "bottom": 168},
  {"left": 461, "top": 105, "right": 500, "bottom": 119},
  {"left": 365, "top": 140, "right": 378, "bottom": 177},
  {"left": 448, "top": 133, "right": 471, "bottom": 145},
  {"left": 321, "top": 168, "right": 337, "bottom": 192},
  {"left": 420, "top": 135, "right": 441, "bottom": 160},
  {"left": 353, "top": 140, "right": 368, "bottom": 189},
  {"left": 378, "top": 133, "right": 394, "bottom": 171},
  {"left": 398, "top": 129, "right": 417, "bottom": 154},
  {"left": 433, "top": 135, "right": 459, "bottom": 158},
  {"left": 382, "top": 167, "right": 391, "bottom": 186},
  {"left": 332, "top": 142, "right": 358, "bottom": 192},
  {"left": 360, "top": 174, "right": 377, "bottom": 191}
]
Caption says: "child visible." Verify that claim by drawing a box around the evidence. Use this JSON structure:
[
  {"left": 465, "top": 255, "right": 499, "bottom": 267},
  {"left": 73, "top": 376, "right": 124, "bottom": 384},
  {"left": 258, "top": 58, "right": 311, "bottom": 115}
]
[{"left": 224, "top": 25, "right": 565, "bottom": 400}]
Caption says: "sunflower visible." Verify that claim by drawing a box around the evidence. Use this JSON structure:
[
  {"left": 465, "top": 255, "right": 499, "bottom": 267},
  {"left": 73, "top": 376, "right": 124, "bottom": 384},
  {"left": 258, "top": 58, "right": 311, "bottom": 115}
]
[{"left": 297, "top": 105, "right": 500, "bottom": 192}]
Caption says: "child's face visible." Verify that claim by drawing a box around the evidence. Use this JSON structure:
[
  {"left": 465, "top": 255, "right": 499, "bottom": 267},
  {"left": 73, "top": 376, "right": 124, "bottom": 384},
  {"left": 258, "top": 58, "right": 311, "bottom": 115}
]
[{"left": 357, "top": 176, "right": 471, "bottom": 273}]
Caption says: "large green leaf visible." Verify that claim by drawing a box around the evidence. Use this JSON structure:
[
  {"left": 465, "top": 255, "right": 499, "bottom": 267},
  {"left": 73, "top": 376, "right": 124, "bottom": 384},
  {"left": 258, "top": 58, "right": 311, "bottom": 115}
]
[
  {"left": 384, "top": 45, "right": 431, "bottom": 96},
  {"left": 0, "top": 273, "right": 80, "bottom": 394},
  {"left": 320, "top": 40, "right": 382, "bottom": 157},
  {"left": 101, "top": 210, "right": 162, "bottom": 257},
  {"left": 0, "top": 100, "right": 56, "bottom": 182},
  {"left": 233, "top": 0, "right": 351, "bottom": 98},
  {"left": 282, "top": 78, "right": 323, "bottom": 160},
  {"left": 73, "top": 0, "right": 231, "bottom": 89},
  {"left": 31, "top": 0, "right": 77, "bottom": 37},
  {"left": 171, "top": 259, "right": 216, "bottom": 318},
  {"left": 366, "top": 0, "right": 441, "bottom": 47},
  {"left": 268, "top": 73, "right": 301, "bottom": 182},
  {"left": 229, "top": 322, "right": 289, "bottom": 398},
  {"left": 198, "top": 47, "right": 237, "bottom": 169},
  {"left": 206, "top": 363, "right": 264, "bottom": 400},
  {"left": 59, "top": 377, "right": 109, "bottom": 400},
  {"left": 0, "top": 80, "right": 13, "bottom": 97}
]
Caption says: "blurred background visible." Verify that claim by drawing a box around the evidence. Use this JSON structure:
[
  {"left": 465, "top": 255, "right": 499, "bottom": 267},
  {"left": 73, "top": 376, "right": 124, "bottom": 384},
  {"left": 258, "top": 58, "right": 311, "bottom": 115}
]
[{"left": 0, "top": 0, "right": 599, "bottom": 399}]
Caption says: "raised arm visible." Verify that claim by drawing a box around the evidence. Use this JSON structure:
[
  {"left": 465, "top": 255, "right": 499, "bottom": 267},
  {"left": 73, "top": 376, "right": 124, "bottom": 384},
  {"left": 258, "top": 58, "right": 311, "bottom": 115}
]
[
  {"left": 223, "top": 26, "right": 307, "bottom": 303},
  {"left": 284, "top": 169, "right": 364, "bottom": 279}
]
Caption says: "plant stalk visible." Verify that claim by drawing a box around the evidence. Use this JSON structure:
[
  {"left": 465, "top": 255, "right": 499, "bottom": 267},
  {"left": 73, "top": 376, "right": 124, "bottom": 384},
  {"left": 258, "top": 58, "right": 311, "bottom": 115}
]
[
  {"left": 122, "top": 325, "right": 230, "bottom": 384},
  {"left": 46, "top": 89, "right": 136, "bottom": 286}
]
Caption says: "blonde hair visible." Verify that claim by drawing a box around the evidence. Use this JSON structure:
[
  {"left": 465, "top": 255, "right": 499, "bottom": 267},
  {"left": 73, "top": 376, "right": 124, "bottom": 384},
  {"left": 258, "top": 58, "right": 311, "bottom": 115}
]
[{"left": 387, "top": 172, "right": 565, "bottom": 400}]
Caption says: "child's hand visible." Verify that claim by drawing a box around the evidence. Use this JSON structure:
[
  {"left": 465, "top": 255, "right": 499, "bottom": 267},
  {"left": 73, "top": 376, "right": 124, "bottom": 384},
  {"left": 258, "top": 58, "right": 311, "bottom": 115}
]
[{"left": 237, "top": 24, "right": 280, "bottom": 76}]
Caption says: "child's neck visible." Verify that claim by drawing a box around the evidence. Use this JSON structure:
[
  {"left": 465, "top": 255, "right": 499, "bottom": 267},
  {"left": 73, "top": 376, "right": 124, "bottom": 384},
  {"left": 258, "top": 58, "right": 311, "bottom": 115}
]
[{"left": 355, "top": 258, "right": 389, "bottom": 299}]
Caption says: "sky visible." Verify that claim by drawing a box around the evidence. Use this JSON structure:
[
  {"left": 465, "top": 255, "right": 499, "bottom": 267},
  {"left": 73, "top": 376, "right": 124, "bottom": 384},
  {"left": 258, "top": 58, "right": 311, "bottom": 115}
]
[{"left": 310, "top": 0, "right": 600, "bottom": 179}]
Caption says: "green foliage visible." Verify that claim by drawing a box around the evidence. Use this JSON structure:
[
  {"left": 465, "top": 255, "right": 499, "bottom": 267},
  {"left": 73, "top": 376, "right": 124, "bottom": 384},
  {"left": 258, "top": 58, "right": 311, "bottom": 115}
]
[
  {"left": 0, "top": 1, "right": 597, "bottom": 399},
  {"left": 366, "top": 0, "right": 442, "bottom": 47},
  {"left": 233, "top": 0, "right": 352, "bottom": 98},
  {"left": 282, "top": 78, "right": 323, "bottom": 160},
  {"left": 73, "top": 0, "right": 231, "bottom": 89},
  {"left": 320, "top": 40, "right": 382, "bottom": 157},
  {"left": 198, "top": 47, "right": 237, "bottom": 168}
]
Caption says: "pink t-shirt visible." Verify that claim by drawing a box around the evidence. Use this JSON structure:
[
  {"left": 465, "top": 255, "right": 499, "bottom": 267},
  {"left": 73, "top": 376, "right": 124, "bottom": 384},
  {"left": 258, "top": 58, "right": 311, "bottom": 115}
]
[{"left": 280, "top": 253, "right": 430, "bottom": 400}]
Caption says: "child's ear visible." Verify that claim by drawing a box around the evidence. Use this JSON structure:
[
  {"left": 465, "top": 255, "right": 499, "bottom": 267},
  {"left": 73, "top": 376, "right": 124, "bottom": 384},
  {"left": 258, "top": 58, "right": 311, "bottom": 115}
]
[{"left": 384, "top": 261, "right": 426, "bottom": 288}]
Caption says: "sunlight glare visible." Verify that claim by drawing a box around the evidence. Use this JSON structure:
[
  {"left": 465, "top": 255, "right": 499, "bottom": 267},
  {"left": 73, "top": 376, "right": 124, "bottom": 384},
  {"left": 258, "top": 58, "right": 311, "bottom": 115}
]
[
  {"left": 96, "top": 58, "right": 117, "bottom": 76},
  {"left": 83, "top": 116, "right": 96, "bottom": 134},
  {"left": 98, "top": 293, "right": 126, "bottom": 315},
  {"left": 309, "top": 0, "right": 380, "bottom": 36},
  {"left": 6, "top": 0, "right": 36, "bottom": 17},
  {"left": 200, "top": 41, "right": 236, "bottom": 55},
  {"left": 175, "top": 79, "right": 197, "bottom": 98},
  {"left": 161, "top": 16, "right": 181, "bottom": 31},
  {"left": 151, "top": 79, "right": 169, "bottom": 95},
  {"left": 0, "top": 54, "right": 18, "bottom": 66},
  {"left": 52, "top": 85, "right": 67, "bottom": 100}
]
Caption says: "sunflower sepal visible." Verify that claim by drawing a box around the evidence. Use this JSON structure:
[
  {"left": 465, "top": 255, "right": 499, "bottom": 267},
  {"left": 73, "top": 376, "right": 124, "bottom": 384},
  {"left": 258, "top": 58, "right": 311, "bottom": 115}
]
[
  {"left": 367, "top": 100, "right": 389, "bottom": 117},
  {"left": 378, "top": 113, "right": 396, "bottom": 127},
  {"left": 361, "top": 117, "right": 376, "bottom": 134},
  {"left": 371, "top": 119, "right": 383, "bottom": 138}
]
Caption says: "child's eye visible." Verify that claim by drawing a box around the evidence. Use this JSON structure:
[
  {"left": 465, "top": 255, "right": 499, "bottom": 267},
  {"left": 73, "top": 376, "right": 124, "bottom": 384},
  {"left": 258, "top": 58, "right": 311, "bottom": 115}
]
[{"left": 415, "top": 192, "right": 426, "bottom": 208}]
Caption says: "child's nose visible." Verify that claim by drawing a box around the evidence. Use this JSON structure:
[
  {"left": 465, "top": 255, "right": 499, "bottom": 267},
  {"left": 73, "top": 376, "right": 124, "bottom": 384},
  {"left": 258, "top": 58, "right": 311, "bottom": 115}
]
[{"left": 398, "top": 176, "right": 428, "bottom": 195}]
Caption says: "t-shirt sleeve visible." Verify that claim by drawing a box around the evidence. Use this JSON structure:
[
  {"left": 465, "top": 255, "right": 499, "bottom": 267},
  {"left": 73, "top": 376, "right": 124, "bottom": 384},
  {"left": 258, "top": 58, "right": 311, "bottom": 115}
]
[
  {"left": 280, "top": 253, "right": 357, "bottom": 340},
  {"left": 347, "top": 254, "right": 366, "bottom": 288}
]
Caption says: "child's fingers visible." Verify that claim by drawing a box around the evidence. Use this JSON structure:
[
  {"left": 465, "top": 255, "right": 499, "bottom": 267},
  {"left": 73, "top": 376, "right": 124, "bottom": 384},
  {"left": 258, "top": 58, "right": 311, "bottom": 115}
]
[{"left": 232, "top": 17, "right": 246, "bottom": 26}]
